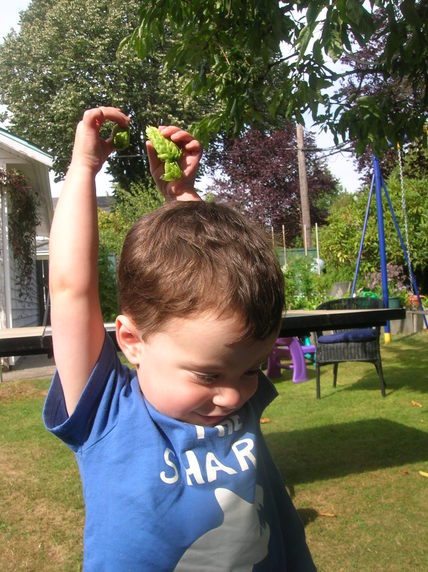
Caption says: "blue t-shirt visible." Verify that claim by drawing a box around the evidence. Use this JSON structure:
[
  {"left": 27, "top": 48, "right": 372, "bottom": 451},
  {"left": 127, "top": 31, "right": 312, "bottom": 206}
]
[{"left": 43, "top": 334, "right": 315, "bottom": 571}]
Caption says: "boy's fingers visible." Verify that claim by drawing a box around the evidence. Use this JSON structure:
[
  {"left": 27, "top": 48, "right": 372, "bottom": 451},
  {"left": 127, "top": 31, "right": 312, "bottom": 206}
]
[
  {"left": 82, "top": 106, "right": 130, "bottom": 130},
  {"left": 158, "top": 126, "right": 199, "bottom": 148},
  {"left": 147, "top": 125, "right": 202, "bottom": 188},
  {"left": 182, "top": 138, "right": 203, "bottom": 155},
  {"left": 170, "top": 130, "right": 196, "bottom": 147},
  {"left": 98, "top": 106, "right": 130, "bottom": 126},
  {"left": 158, "top": 125, "right": 180, "bottom": 137}
]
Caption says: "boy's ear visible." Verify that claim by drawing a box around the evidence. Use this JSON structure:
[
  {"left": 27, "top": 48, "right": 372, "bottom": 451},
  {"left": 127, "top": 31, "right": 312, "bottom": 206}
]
[{"left": 115, "top": 315, "right": 143, "bottom": 365}]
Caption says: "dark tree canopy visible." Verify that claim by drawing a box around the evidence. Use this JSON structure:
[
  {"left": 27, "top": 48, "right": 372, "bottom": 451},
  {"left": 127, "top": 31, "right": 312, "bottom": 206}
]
[
  {"left": 126, "top": 0, "right": 428, "bottom": 156},
  {"left": 336, "top": 5, "right": 428, "bottom": 183},
  {"left": 205, "top": 125, "right": 338, "bottom": 244}
]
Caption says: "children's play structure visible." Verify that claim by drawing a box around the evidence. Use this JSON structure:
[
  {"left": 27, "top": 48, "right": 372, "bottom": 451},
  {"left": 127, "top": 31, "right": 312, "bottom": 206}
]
[{"left": 351, "top": 147, "right": 428, "bottom": 341}]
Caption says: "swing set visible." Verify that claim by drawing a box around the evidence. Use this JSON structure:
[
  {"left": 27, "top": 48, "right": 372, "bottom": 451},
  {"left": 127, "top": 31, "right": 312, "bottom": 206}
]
[{"left": 351, "top": 142, "right": 428, "bottom": 342}]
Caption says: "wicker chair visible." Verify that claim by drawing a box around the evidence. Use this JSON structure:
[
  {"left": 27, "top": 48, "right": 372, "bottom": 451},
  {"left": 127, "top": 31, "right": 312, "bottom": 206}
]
[{"left": 313, "top": 298, "right": 386, "bottom": 399}]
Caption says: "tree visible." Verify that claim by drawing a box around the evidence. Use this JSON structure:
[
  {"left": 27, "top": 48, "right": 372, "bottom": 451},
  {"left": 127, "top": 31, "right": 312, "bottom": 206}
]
[
  {"left": 98, "top": 181, "right": 165, "bottom": 320},
  {"left": 336, "top": 5, "right": 428, "bottom": 182},
  {"left": 351, "top": 137, "right": 428, "bottom": 188},
  {"left": 0, "top": 0, "right": 211, "bottom": 188},
  {"left": 126, "top": 1, "right": 428, "bottom": 155},
  {"left": 204, "top": 125, "right": 338, "bottom": 245},
  {"left": 98, "top": 183, "right": 165, "bottom": 257}
]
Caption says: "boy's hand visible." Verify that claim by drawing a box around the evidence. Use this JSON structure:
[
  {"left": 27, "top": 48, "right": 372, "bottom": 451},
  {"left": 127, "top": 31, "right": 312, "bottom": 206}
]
[
  {"left": 146, "top": 126, "right": 202, "bottom": 201},
  {"left": 71, "top": 107, "right": 130, "bottom": 175}
]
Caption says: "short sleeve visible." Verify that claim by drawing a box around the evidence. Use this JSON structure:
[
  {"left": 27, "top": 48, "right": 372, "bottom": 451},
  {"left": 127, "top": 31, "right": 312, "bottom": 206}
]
[
  {"left": 250, "top": 371, "right": 278, "bottom": 419},
  {"left": 43, "top": 333, "right": 131, "bottom": 451}
]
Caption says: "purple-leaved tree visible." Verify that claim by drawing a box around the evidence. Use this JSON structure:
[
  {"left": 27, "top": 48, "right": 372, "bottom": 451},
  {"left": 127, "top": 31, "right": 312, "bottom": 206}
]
[{"left": 205, "top": 125, "right": 338, "bottom": 244}]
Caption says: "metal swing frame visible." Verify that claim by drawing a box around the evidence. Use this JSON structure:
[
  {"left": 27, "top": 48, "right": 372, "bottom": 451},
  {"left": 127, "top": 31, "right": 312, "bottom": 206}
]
[{"left": 351, "top": 153, "right": 428, "bottom": 334}]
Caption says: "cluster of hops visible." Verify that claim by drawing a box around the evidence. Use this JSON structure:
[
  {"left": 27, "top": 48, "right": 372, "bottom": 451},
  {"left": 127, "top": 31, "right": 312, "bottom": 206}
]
[
  {"left": 145, "top": 126, "right": 183, "bottom": 181},
  {"left": 111, "top": 124, "right": 130, "bottom": 151}
]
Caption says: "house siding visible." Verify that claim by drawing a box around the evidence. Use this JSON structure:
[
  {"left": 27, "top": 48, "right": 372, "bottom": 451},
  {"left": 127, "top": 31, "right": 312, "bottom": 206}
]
[
  {"left": 0, "top": 209, "right": 6, "bottom": 328},
  {"left": 0, "top": 188, "right": 40, "bottom": 329},
  {"left": 9, "top": 252, "right": 39, "bottom": 328}
]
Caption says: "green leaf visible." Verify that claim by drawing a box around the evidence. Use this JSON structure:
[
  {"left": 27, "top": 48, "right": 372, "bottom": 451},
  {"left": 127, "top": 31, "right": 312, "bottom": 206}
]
[
  {"left": 345, "top": 0, "right": 365, "bottom": 25},
  {"left": 306, "top": 2, "right": 321, "bottom": 25},
  {"left": 400, "top": 0, "right": 420, "bottom": 28}
]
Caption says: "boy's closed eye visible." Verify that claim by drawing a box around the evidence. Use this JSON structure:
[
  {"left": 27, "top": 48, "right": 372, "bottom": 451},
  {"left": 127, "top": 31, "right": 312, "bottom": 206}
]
[
  {"left": 193, "top": 368, "right": 261, "bottom": 384},
  {"left": 194, "top": 372, "right": 220, "bottom": 383}
]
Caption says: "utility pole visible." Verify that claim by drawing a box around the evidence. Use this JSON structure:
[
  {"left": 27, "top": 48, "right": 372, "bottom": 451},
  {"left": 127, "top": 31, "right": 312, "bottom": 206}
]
[{"left": 296, "top": 123, "right": 312, "bottom": 248}]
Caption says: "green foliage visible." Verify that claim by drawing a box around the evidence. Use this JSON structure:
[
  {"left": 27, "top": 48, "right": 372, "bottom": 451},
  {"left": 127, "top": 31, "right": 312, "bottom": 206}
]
[
  {"left": 401, "top": 139, "right": 428, "bottom": 180},
  {"left": 98, "top": 246, "right": 118, "bottom": 323},
  {"left": 0, "top": 0, "right": 211, "bottom": 188},
  {"left": 380, "top": 176, "right": 428, "bottom": 277},
  {"left": 125, "top": 1, "right": 428, "bottom": 153},
  {"left": 0, "top": 169, "right": 39, "bottom": 297},
  {"left": 319, "top": 191, "right": 370, "bottom": 275},
  {"left": 99, "top": 182, "right": 165, "bottom": 255},
  {"left": 97, "top": 182, "right": 164, "bottom": 320},
  {"left": 318, "top": 164, "right": 428, "bottom": 293},
  {"left": 283, "top": 257, "right": 329, "bottom": 310}
]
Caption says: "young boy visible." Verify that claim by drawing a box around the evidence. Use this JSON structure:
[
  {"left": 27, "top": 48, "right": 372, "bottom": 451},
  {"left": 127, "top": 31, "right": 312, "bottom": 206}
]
[{"left": 43, "top": 106, "right": 316, "bottom": 571}]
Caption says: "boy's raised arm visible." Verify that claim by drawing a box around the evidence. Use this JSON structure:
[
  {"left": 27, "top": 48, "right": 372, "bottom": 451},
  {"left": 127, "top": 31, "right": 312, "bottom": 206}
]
[
  {"left": 49, "top": 107, "right": 130, "bottom": 415},
  {"left": 50, "top": 111, "right": 201, "bottom": 415}
]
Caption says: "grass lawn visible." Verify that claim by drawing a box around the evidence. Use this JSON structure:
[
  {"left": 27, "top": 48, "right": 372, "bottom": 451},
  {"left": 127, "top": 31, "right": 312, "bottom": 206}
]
[{"left": 0, "top": 332, "right": 427, "bottom": 571}]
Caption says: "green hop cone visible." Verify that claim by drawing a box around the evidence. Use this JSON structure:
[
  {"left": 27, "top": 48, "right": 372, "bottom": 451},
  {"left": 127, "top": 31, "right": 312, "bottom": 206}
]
[
  {"left": 162, "top": 160, "right": 182, "bottom": 182},
  {"left": 112, "top": 124, "right": 130, "bottom": 151},
  {"left": 145, "top": 126, "right": 183, "bottom": 181},
  {"left": 146, "top": 126, "right": 182, "bottom": 162}
]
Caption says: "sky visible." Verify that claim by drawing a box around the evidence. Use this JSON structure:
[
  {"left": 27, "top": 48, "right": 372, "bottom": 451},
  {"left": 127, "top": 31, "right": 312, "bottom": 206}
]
[{"left": 0, "top": 0, "right": 362, "bottom": 197}]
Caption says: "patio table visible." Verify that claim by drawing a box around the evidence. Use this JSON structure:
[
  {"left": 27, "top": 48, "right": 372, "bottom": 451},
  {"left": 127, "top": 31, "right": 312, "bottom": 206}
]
[
  {"left": 280, "top": 307, "right": 406, "bottom": 337},
  {"left": 0, "top": 308, "right": 406, "bottom": 358}
]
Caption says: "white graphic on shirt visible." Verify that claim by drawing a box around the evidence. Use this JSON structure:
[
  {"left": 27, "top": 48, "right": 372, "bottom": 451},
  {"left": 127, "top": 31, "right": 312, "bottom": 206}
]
[
  {"left": 174, "top": 485, "right": 270, "bottom": 571},
  {"left": 160, "top": 437, "right": 257, "bottom": 486}
]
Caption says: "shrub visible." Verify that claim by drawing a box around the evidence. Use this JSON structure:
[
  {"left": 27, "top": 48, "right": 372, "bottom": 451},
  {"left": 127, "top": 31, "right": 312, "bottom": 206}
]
[{"left": 283, "top": 257, "right": 329, "bottom": 310}]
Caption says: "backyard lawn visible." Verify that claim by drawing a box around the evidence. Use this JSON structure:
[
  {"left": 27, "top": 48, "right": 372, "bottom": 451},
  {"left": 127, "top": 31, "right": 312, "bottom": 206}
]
[{"left": 0, "top": 332, "right": 427, "bottom": 571}]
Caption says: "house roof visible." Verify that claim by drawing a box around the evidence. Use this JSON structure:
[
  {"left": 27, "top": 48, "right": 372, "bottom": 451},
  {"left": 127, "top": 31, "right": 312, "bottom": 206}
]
[
  {"left": 0, "top": 127, "right": 52, "bottom": 167},
  {"left": 0, "top": 126, "right": 54, "bottom": 235}
]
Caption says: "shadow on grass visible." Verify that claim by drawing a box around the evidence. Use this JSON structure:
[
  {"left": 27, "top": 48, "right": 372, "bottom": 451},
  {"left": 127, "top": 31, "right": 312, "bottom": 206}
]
[
  {"left": 265, "top": 418, "right": 428, "bottom": 489},
  {"left": 296, "top": 508, "right": 319, "bottom": 527},
  {"left": 315, "top": 363, "right": 428, "bottom": 397}
]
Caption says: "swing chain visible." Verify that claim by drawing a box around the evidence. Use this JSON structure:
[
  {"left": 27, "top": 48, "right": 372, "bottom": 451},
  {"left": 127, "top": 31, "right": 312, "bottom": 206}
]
[{"left": 397, "top": 144, "right": 415, "bottom": 305}]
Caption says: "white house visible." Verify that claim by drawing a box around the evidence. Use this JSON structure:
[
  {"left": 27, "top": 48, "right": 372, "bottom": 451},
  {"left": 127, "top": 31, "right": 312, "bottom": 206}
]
[{"left": 0, "top": 128, "right": 53, "bottom": 349}]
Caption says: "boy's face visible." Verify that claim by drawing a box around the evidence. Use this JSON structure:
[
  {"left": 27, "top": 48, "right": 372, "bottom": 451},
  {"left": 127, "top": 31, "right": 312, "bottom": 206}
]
[{"left": 134, "top": 313, "right": 277, "bottom": 426}]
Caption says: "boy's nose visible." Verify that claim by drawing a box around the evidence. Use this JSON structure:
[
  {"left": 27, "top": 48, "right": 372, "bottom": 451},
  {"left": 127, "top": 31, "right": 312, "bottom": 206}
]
[{"left": 212, "top": 385, "right": 242, "bottom": 409}]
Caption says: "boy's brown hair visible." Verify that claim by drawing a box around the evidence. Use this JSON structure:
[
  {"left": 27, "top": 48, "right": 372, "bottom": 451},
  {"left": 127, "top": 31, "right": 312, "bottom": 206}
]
[{"left": 118, "top": 201, "right": 284, "bottom": 340}]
